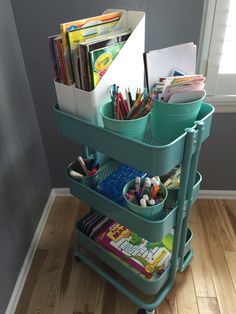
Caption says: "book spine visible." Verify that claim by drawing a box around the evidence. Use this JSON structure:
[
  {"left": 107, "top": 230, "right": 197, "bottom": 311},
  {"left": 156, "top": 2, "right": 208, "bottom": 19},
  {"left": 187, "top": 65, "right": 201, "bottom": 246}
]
[
  {"left": 54, "top": 37, "right": 67, "bottom": 84},
  {"left": 83, "top": 45, "right": 93, "bottom": 91},
  {"left": 48, "top": 36, "right": 60, "bottom": 81},
  {"left": 71, "top": 47, "right": 81, "bottom": 89},
  {"left": 60, "top": 25, "right": 74, "bottom": 85}
]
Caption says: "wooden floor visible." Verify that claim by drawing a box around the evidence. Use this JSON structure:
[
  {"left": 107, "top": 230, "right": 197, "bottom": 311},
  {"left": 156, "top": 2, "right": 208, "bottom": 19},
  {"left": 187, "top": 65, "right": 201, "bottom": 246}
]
[{"left": 16, "top": 197, "right": 236, "bottom": 314}]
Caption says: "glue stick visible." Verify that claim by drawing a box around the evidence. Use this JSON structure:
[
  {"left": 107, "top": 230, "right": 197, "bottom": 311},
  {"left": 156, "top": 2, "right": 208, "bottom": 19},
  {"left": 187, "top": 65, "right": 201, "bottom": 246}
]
[{"left": 135, "top": 177, "right": 141, "bottom": 193}]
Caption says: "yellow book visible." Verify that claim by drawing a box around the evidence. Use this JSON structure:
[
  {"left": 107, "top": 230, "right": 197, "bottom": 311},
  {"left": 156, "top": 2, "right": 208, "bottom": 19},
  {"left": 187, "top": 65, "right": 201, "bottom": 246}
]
[{"left": 60, "top": 11, "right": 123, "bottom": 85}]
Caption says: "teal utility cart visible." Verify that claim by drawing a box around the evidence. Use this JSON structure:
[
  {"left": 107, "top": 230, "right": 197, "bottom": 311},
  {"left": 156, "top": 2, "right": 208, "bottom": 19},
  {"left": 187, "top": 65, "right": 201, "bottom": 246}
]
[{"left": 54, "top": 102, "right": 214, "bottom": 314}]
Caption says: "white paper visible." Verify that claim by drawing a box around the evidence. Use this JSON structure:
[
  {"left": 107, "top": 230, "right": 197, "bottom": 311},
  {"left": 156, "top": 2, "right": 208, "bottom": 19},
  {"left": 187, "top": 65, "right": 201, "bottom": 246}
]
[{"left": 145, "top": 42, "right": 197, "bottom": 91}]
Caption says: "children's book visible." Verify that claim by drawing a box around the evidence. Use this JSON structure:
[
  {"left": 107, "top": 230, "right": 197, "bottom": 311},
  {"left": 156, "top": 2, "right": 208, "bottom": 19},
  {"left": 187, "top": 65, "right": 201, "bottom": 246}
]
[
  {"left": 68, "top": 18, "right": 120, "bottom": 52},
  {"left": 53, "top": 36, "right": 67, "bottom": 84},
  {"left": 78, "top": 28, "right": 132, "bottom": 90},
  {"left": 89, "top": 41, "right": 125, "bottom": 88},
  {"left": 60, "top": 11, "right": 123, "bottom": 85},
  {"left": 48, "top": 35, "right": 60, "bottom": 81},
  {"left": 95, "top": 222, "right": 173, "bottom": 278}
]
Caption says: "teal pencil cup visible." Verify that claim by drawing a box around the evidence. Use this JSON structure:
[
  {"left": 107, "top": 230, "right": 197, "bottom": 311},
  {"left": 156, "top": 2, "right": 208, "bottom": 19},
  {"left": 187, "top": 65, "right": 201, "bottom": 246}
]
[
  {"left": 150, "top": 93, "right": 206, "bottom": 144},
  {"left": 99, "top": 102, "right": 150, "bottom": 141},
  {"left": 67, "top": 159, "right": 100, "bottom": 189},
  {"left": 123, "top": 179, "right": 168, "bottom": 221}
]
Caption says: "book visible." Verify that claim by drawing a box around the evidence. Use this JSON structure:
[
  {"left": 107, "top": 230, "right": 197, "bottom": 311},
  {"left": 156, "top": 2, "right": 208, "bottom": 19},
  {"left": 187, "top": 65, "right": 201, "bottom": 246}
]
[
  {"left": 71, "top": 46, "right": 81, "bottom": 88},
  {"left": 95, "top": 222, "right": 173, "bottom": 278},
  {"left": 53, "top": 36, "right": 66, "bottom": 84},
  {"left": 60, "top": 11, "right": 123, "bottom": 85},
  {"left": 48, "top": 35, "right": 60, "bottom": 81},
  {"left": 77, "top": 28, "right": 132, "bottom": 90},
  {"left": 89, "top": 41, "right": 126, "bottom": 88},
  {"left": 68, "top": 18, "right": 120, "bottom": 52}
]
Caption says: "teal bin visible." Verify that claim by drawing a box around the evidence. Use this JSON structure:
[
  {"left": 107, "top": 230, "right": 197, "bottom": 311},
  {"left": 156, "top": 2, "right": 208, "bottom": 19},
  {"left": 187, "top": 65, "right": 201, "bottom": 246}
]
[
  {"left": 150, "top": 95, "right": 205, "bottom": 144},
  {"left": 100, "top": 102, "right": 150, "bottom": 141},
  {"left": 123, "top": 178, "right": 168, "bottom": 221}
]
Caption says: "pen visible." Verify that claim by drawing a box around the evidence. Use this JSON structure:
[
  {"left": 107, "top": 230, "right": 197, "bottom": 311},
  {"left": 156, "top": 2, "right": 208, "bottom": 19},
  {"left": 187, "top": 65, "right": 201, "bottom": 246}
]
[{"left": 77, "top": 156, "right": 89, "bottom": 176}]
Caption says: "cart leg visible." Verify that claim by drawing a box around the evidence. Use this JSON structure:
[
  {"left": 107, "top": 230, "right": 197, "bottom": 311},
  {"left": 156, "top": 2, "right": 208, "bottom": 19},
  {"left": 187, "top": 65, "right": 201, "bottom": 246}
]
[{"left": 137, "top": 309, "right": 156, "bottom": 314}]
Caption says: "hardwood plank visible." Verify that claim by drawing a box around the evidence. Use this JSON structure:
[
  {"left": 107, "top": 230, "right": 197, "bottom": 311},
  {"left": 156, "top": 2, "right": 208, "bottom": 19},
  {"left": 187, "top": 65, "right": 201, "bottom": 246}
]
[
  {"left": 52, "top": 248, "right": 81, "bottom": 314},
  {"left": 189, "top": 203, "right": 216, "bottom": 297},
  {"left": 15, "top": 249, "right": 48, "bottom": 314},
  {"left": 225, "top": 251, "right": 236, "bottom": 291},
  {"left": 175, "top": 267, "right": 199, "bottom": 314},
  {"left": 197, "top": 297, "right": 220, "bottom": 314},
  {"left": 223, "top": 200, "right": 236, "bottom": 235},
  {"left": 38, "top": 197, "right": 80, "bottom": 250},
  {"left": 72, "top": 255, "right": 105, "bottom": 314},
  {"left": 198, "top": 199, "right": 236, "bottom": 314},
  {"left": 213, "top": 199, "right": 236, "bottom": 251},
  {"left": 26, "top": 248, "right": 68, "bottom": 314},
  {"left": 157, "top": 284, "right": 178, "bottom": 314}
]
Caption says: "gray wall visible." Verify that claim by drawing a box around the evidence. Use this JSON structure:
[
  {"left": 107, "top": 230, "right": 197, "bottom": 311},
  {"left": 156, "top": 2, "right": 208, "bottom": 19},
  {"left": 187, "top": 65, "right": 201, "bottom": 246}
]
[{"left": 0, "top": 0, "right": 51, "bottom": 312}]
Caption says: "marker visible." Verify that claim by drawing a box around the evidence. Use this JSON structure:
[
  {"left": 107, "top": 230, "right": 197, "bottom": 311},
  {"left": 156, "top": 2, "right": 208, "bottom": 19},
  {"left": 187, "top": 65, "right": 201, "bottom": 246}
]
[
  {"left": 149, "top": 199, "right": 156, "bottom": 206},
  {"left": 77, "top": 156, "right": 89, "bottom": 176},
  {"left": 134, "top": 191, "right": 141, "bottom": 204},
  {"left": 69, "top": 170, "right": 84, "bottom": 179},
  {"left": 135, "top": 177, "right": 141, "bottom": 193},
  {"left": 140, "top": 198, "right": 147, "bottom": 207},
  {"left": 89, "top": 168, "right": 97, "bottom": 176},
  {"left": 150, "top": 182, "right": 160, "bottom": 198},
  {"left": 149, "top": 177, "right": 157, "bottom": 195},
  {"left": 142, "top": 178, "right": 151, "bottom": 196},
  {"left": 143, "top": 194, "right": 149, "bottom": 202}
]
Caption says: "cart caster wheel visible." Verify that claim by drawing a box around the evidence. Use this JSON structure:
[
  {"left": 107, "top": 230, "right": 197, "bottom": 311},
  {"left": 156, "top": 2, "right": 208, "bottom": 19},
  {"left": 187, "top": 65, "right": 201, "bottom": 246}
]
[{"left": 137, "top": 309, "right": 156, "bottom": 314}]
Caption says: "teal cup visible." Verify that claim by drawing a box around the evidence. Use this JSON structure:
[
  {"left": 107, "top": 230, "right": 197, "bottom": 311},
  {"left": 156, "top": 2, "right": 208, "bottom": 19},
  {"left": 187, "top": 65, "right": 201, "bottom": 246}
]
[
  {"left": 99, "top": 102, "right": 150, "bottom": 141},
  {"left": 67, "top": 159, "right": 100, "bottom": 189},
  {"left": 150, "top": 93, "right": 206, "bottom": 144},
  {"left": 123, "top": 178, "right": 168, "bottom": 221}
]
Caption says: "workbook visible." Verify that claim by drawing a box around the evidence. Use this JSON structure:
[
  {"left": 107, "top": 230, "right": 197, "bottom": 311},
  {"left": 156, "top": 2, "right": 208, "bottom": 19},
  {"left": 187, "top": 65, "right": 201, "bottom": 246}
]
[
  {"left": 89, "top": 41, "right": 125, "bottom": 88},
  {"left": 95, "top": 221, "right": 173, "bottom": 278}
]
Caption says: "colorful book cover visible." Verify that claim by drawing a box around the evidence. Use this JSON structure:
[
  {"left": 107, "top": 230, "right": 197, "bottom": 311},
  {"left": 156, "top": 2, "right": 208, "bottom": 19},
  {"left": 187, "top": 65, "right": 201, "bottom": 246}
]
[
  {"left": 53, "top": 36, "right": 67, "bottom": 84},
  {"left": 89, "top": 41, "right": 125, "bottom": 88},
  {"left": 68, "top": 18, "right": 120, "bottom": 51},
  {"left": 48, "top": 35, "right": 60, "bottom": 81},
  {"left": 60, "top": 11, "right": 123, "bottom": 85},
  {"left": 95, "top": 222, "right": 173, "bottom": 278}
]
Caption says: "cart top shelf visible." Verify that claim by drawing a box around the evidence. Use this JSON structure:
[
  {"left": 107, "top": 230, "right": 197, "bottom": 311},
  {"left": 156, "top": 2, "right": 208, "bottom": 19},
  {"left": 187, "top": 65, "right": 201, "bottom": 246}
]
[{"left": 54, "top": 102, "right": 214, "bottom": 175}]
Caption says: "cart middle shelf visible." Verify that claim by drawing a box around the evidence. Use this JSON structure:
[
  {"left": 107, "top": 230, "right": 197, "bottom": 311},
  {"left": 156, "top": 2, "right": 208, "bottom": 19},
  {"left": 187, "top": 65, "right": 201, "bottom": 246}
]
[{"left": 68, "top": 158, "right": 202, "bottom": 242}]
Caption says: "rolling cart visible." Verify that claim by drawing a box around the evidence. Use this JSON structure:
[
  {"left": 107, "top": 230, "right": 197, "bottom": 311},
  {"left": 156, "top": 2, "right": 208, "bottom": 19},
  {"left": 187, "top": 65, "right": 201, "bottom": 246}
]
[{"left": 54, "top": 101, "right": 214, "bottom": 313}]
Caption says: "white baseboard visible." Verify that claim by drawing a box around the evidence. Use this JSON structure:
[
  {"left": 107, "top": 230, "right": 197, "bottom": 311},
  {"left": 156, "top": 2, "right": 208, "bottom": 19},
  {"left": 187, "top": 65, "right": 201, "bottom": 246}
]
[
  {"left": 5, "top": 190, "right": 56, "bottom": 314},
  {"left": 52, "top": 187, "right": 71, "bottom": 196},
  {"left": 199, "top": 190, "right": 236, "bottom": 199}
]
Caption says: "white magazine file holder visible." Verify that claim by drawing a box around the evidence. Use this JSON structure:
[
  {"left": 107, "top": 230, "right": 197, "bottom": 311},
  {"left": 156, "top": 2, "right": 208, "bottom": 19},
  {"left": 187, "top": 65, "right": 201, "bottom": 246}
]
[{"left": 54, "top": 11, "right": 145, "bottom": 126}]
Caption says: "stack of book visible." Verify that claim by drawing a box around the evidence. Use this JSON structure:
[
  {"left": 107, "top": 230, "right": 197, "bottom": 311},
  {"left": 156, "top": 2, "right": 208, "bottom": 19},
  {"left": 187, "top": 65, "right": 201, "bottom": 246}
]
[
  {"left": 78, "top": 210, "right": 173, "bottom": 279},
  {"left": 48, "top": 11, "right": 132, "bottom": 91}
]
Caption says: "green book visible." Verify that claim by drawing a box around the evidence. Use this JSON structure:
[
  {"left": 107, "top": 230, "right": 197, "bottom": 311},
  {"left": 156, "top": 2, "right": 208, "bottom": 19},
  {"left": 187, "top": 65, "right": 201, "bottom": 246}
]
[{"left": 89, "top": 41, "right": 125, "bottom": 88}]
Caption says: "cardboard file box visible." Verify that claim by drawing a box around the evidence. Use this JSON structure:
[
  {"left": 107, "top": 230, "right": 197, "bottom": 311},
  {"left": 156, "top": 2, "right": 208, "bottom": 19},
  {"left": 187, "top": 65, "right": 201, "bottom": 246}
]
[{"left": 55, "top": 11, "right": 145, "bottom": 125}]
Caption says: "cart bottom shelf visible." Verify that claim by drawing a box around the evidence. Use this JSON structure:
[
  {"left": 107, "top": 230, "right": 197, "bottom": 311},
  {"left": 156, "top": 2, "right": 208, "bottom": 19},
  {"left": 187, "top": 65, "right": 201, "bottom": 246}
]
[{"left": 75, "top": 227, "right": 193, "bottom": 297}]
